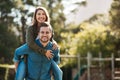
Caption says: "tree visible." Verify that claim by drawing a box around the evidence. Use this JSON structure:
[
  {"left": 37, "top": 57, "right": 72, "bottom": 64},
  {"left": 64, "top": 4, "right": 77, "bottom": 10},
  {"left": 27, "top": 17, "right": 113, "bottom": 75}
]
[
  {"left": 59, "top": 13, "right": 117, "bottom": 66},
  {"left": 0, "top": 0, "right": 19, "bottom": 63},
  {"left": 109, "top": 0, "right": 120, "bottom": 56}
]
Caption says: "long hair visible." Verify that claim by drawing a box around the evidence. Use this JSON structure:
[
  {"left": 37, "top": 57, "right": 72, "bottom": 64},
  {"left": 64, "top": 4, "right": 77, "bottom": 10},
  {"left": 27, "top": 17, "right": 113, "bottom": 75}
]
[{"left": 32, "top": 7, "right": 50, "bottom": 27}]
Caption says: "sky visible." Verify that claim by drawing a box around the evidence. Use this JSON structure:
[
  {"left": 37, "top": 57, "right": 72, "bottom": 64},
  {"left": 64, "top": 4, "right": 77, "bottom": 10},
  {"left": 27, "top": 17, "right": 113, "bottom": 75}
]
[
  {"left": 62, "top": 0, "right": 113, "bottom": 24},
  {"left": 13, "top": 0, "right": 113, "bottom": 25}
]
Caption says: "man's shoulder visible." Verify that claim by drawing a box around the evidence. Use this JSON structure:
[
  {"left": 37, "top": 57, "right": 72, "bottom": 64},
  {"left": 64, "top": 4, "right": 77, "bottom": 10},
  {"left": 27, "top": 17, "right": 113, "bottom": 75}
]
[{"left": 15, "top": 43, "right": 29, "bottom": 53}]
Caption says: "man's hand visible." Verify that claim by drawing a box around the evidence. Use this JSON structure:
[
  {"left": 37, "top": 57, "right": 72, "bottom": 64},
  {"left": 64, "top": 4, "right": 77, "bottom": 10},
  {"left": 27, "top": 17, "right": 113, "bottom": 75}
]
[
  {"left": 14, "top": 62, "right": 19, "bottom": 72},
  {"left": 45, "top": 50, "right": 54, "bottom": 60}
]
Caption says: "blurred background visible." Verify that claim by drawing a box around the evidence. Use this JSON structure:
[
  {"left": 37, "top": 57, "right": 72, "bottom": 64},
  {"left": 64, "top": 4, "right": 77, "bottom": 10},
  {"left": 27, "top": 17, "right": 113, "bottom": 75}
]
[{"left": 0, "top": 0, "right": 120, "bottom": 80}]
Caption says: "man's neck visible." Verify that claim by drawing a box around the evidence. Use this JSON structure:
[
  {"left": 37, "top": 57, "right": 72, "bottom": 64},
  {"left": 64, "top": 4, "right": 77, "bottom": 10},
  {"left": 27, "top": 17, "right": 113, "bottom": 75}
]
[{"left": 39, "top": 40, "right": 49, "bottom": 47}]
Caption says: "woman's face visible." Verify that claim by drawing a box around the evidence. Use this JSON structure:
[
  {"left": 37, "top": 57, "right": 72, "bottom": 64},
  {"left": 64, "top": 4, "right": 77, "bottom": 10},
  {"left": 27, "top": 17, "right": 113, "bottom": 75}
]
[{"left": 36, "top": 9, "right": 47, "bottom": 23}]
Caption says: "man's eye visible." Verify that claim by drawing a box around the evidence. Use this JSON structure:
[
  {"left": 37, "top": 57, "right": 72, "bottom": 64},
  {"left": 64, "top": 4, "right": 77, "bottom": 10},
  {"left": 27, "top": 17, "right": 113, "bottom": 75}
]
[
  {"left": 40, "top": 31, "right": 49, "bottom": 34},
  {"left": 41, "top": 32, "right": 44, "bottom": 34},
  {"left": 46, "top": 32, "right": 49, "bottom": 34}
]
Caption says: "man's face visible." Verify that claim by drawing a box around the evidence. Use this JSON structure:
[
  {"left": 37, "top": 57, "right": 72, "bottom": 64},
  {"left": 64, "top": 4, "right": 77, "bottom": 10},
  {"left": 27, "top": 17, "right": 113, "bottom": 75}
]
[{"left": 38, "top": 26, "right": 52, "bottom": 43}]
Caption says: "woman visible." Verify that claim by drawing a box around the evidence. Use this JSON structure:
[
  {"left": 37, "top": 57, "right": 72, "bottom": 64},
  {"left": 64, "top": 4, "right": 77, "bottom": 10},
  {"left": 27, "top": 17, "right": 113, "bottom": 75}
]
[{"left": 14, "top": 6, "right": 62, "bottom": 80}]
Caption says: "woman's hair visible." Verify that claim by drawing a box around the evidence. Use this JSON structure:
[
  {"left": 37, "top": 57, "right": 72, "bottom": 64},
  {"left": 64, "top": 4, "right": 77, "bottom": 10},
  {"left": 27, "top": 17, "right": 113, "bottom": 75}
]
[{"left": 32, "top": 7, "right": 50, "bottom": 26}]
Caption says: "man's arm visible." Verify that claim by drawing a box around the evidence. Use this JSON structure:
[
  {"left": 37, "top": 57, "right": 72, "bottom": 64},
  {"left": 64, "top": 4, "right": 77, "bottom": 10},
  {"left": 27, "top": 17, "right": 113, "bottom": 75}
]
[
  {"left": 14, "top": 62, "right": 19, "bottom": 72},
  {"left": 13, "top": 45, "right": 27, "bottom": 69},
  {"left": 13, "top": 48, "right": 20, "bottom": 72}
]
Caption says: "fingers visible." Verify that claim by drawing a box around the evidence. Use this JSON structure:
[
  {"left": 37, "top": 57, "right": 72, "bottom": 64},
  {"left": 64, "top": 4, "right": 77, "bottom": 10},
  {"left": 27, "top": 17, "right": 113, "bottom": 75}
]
[
  {"left": 47, "top": 53, "right": 53, "bottom": 60},
  {"left": 52, "top": 46, "right": 57, "bottom": 50},
  {"left": 52, "top": 44, "right": 58, "bottom": 50},
  {"left": 45, "top": 50, "right": 54, "bottom": 60}
]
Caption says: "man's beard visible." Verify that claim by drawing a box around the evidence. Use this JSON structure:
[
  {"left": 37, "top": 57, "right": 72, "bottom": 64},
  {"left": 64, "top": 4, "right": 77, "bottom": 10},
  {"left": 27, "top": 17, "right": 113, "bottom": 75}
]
[{"left": 40, "top": 37, "right": 49, "bottom": 43}]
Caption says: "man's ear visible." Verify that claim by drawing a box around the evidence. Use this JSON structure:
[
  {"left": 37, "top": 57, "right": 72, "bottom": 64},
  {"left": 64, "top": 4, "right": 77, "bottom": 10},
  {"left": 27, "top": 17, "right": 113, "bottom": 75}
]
[{"left": 50, "top": 32, "right": 52, "bottom": 39}]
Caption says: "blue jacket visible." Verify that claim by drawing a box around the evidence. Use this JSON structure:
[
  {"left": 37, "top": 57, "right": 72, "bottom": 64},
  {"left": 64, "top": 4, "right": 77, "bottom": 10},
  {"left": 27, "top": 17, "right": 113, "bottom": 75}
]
[{"left": 13, "top": 39, "right": 60, "bottom": 80}]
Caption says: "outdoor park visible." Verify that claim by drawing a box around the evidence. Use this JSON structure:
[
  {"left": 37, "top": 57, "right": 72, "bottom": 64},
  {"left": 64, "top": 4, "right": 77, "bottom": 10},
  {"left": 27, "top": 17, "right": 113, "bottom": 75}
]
[{"left": 0, "top": 0, "right": 120, "bottom": 80}]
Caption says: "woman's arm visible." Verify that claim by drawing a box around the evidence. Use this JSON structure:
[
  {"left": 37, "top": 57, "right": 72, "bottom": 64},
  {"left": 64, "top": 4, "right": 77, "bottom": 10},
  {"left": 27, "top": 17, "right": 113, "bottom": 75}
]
[
  {"left": 51, "top": 39, "right": 59, "bottom": 50},
  {"left": 26, "top": 26, "right": 47, "bottom": 54}
]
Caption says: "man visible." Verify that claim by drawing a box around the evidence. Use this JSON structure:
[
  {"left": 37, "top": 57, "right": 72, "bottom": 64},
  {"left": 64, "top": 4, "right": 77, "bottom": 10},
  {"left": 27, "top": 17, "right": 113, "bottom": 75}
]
[{"left": 13, "top": 22, "right": 62, "bottom": 80}]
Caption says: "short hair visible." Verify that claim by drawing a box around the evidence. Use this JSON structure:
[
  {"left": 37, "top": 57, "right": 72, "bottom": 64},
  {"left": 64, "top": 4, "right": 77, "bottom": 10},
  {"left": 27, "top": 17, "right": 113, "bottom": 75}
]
[{"left": 38, "top": 22, "right": 53, "bottom": 32}]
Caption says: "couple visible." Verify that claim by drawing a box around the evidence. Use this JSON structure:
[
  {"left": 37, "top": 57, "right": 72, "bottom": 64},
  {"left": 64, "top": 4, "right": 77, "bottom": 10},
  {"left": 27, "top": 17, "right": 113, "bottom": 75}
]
[{"left": 13, "top": 7, "right": 62, "bottom": 80}]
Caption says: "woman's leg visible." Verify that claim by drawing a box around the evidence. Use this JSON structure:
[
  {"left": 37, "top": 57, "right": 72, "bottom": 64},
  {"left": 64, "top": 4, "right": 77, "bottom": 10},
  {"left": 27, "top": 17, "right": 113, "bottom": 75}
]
[
  {"left": 51, "top": 60, "right": 63, "bottom": 80},
  {"left": 15, "top": 60, "right": 26, "bottom": 80}
]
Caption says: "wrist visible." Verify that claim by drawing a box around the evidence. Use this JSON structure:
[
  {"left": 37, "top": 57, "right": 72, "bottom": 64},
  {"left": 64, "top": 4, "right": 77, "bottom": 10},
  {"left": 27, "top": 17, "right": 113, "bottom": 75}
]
[{"left": 38, "top": 49, "right": 47, "bottom": 55}]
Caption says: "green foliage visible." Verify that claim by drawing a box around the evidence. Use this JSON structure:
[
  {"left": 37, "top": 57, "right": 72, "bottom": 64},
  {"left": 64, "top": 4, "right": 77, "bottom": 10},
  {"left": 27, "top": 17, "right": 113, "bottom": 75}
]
[
  {"left": 76, "top": 23, "right": 115, "bottom": 56},
  {"left": 0, "top": 24, "right": 19, "bottom": 64},
  {"left": 46, "top": 0, "right": 66, "bottom": 42},
  {"left": 109, "top": 0, "right": 120, "bottom": 56},
  {"left": 109, "top": 0, "right": 120, "bottom": 29},
  {"left": 0, "top": 0, "right": 20, "bottom": 64},
  {"left": 0, "top": 0, "right": 15, "bottom": 13},
  {"left": 63, "top": 23, "right": 115, "bottom": 55},
  {"left": 59, "top": 14, "right": 118, "bottom": 65}
]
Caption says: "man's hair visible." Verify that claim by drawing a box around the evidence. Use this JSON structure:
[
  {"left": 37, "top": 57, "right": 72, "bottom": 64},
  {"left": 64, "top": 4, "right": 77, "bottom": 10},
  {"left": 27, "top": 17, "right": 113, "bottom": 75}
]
[{"left": 39, "top": 22, "right": 53, "bottom": 32}]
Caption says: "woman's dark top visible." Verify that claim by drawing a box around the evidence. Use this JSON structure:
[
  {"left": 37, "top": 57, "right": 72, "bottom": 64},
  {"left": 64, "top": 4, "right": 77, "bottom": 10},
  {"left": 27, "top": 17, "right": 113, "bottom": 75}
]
[{"left": 26, "top": 26, "right": 47, "bottom": 55}]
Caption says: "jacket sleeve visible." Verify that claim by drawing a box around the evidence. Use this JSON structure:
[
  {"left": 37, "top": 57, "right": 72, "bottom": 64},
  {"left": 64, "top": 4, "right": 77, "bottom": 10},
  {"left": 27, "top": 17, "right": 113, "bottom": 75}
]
[
  {"left": 53, "top": 48, "right": 60, "bottom": 64},
  {"left": 26, "top": 26, "right": 47, "bottom": 55},
  {"left": 13, "top": 44, "right": 28, "bottom": 62}
]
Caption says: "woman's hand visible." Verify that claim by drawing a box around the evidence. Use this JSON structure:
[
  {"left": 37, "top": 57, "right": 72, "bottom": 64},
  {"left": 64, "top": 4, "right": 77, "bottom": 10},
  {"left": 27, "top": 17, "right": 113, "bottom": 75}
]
[
  {"left": 45, "top": 50, "right": 54, "bottom": 60},
  {"left": 52, "top": 41, "right": 58, "bottom": 50}
]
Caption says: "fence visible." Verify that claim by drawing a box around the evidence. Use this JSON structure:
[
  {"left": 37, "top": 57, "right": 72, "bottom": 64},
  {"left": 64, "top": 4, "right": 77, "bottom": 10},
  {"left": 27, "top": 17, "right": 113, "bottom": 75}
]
[
  {"left": 60, "top": 53, "right": 120, "bottom": 80},
  {"left": 0, "top": 64, "right": 15, "bottom": 80},
  {"left": 0, "top": 53, "right": 120, "bottom": 80}
]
